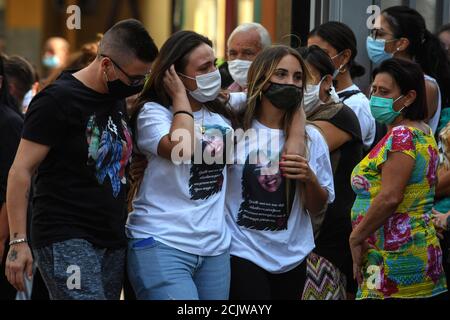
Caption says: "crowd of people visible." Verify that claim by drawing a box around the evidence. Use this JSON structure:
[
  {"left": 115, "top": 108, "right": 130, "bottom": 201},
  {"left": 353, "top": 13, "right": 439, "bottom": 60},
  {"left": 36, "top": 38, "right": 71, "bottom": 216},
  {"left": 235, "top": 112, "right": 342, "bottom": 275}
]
[{"left": 1, "top": 5, "right": 450, "bottom": 301}]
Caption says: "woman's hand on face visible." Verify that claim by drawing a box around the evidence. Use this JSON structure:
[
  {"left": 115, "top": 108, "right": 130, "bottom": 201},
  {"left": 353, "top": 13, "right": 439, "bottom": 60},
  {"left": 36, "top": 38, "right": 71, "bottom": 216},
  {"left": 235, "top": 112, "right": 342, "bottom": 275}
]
[
  {"left": 163, "top": 65, "right": 188, "bottom": 100},
  {"left": 279, "top": 155, "right": 314, "bottom": 182}
]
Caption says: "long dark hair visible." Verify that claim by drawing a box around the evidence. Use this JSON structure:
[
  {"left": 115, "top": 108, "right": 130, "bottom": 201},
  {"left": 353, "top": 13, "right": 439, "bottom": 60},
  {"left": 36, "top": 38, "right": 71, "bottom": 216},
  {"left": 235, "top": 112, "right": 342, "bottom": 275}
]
[
  {"left": 298, "top": 45, "right": 335, "bottom": 79},
  {"left": 309, "top": 21, "right": 365, "bottom": 79},
  {"left": 373, "top": 58, "right": 427, "bottom": 121},
  {"left": 383, "top": 6, "right": 450, "bottom": 108},
  {"left": 133, "top": 31, "right": 236, "bottom": 130}
]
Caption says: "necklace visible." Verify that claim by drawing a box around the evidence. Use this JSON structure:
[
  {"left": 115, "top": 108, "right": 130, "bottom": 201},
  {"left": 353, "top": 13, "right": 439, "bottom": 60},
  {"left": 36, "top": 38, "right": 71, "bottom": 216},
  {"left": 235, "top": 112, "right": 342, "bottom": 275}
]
[{"left": 201, "top": 107, "right": 205, "bottom": 134}]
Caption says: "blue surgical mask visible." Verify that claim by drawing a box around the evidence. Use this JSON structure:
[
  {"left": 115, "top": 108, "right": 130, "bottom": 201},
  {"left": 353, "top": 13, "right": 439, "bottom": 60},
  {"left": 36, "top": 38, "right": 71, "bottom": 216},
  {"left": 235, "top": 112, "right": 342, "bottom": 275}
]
[
  {"left": 369, "top": 95, "right": 405, "bottom": 125},
  {"left": 366, "top": 36, "right": 395, "bottom": 65},
  {"left": 42, "top": 55, "right": 61, "bottom": 69}
]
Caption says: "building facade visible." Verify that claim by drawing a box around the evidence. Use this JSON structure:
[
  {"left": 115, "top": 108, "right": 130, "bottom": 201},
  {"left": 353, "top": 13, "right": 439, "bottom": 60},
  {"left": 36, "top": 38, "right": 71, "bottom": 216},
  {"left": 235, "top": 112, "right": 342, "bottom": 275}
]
[{"left": 2, "top": 0, "right": 450, "bottom": 90}]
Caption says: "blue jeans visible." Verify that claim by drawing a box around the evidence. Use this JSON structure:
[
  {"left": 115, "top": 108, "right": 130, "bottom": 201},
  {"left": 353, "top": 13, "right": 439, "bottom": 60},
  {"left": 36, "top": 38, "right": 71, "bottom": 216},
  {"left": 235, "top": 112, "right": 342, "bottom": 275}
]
[{"left": 127, "top": 238, "right": 230, "bottom": 300}]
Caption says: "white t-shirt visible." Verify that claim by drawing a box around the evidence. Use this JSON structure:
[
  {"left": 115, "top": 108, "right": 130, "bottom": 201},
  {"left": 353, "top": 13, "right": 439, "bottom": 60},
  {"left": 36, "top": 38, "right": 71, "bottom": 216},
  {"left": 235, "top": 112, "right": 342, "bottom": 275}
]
[
  {"left": 338, "top": 84, "right": 376, "bottom": 149},
  {"left": 424, "top": 74, "right": 442, "bottom": 134},
  {"left": 225, "top": 122, "right": 335, "bottom": 273},
  {"left": 126, "top": 102, "right": 233, "bottom": 257}
]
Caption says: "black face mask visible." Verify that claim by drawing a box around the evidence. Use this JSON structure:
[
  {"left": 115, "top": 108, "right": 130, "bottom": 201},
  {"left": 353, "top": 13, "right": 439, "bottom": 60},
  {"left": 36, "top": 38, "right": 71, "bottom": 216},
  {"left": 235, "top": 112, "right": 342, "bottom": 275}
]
[
  {"left": 263, "top": 82, "right": 303, "bottom": 111},
  {"left": 106, "top": 78, "right": 144, "bottom": 100}
]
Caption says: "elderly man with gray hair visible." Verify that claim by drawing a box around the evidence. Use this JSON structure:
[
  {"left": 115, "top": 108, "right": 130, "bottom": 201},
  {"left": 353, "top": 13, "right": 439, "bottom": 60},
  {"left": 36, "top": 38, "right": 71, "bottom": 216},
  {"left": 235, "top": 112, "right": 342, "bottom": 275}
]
[{"left": 225, "top": 22, "right": 272, "bottom": 92}]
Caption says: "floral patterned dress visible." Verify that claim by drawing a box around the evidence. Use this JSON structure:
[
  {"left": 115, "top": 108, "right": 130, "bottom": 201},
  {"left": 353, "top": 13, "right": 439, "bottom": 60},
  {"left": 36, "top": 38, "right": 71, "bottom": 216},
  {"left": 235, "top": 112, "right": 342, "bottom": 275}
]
[{"left": 351, "top": 126, "right": 448, "bottom": 299}]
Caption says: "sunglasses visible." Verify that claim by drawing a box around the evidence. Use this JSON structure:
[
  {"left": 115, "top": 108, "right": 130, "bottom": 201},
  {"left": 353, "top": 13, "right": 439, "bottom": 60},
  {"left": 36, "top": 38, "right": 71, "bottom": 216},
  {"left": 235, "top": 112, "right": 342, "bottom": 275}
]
[{"left": 101, "top": 54, "right": 150, "bottom": 86}]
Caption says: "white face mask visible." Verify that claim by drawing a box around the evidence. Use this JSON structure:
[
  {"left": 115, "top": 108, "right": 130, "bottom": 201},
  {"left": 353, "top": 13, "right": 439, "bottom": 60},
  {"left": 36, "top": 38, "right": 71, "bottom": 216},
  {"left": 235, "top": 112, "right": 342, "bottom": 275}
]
[
  {"left": 228, "top": 59, "right": 252, "bottom": 88},
  {"left": 304, "top": 78, "right": 325, "bottom": 113},
  {"left": 304, "top": 77, "right": 340, "bottom": 113},
  {"left": 181, "top": 69, "right": 222, "bottom": 103}
]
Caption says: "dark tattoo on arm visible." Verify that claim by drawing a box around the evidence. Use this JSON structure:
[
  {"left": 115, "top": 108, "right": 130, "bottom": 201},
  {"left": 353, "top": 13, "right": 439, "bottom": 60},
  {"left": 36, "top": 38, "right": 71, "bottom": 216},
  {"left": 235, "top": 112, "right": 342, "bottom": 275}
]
[
  {"left": 8, "top": 249, "right": 18, "bottom": 262},
  {"left": 13, "top": 233, "right": 18, "bottom": 239}
]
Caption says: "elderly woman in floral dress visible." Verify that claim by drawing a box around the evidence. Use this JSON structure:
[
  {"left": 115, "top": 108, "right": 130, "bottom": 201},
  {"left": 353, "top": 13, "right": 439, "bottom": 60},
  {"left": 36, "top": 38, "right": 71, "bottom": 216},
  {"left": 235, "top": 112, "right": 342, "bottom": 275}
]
[{"left": 349, "top": 58, "right": 448, "bottom": 300}]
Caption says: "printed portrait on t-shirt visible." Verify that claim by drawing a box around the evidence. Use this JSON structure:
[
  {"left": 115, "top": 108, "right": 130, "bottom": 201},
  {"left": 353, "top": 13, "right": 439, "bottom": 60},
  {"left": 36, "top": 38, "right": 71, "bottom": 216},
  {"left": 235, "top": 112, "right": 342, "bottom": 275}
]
[
  {"left": 189, "top": 124, "right": 231, "bottom": 200},
  {"left": 85, "top": 112, "right": 132, "bottom": 198},
  {"left": 237, "top": 150, "right": 290, "bottom": 231}
]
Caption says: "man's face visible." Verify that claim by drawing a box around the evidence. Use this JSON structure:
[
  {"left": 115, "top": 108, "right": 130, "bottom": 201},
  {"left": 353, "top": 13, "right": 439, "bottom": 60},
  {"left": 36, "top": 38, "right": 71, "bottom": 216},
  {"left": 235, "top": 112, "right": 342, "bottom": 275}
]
[
  {"left": 227, "top": 29, "right": 262, "bottom": 62},
  {"left": 43, "top": 39, "right": 69, "bottom": 68}
]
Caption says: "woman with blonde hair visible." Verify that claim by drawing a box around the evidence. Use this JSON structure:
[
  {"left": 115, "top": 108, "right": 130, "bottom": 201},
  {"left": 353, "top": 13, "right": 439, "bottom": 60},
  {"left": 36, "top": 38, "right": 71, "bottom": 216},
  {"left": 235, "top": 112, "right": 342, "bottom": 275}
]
[{"left": 226, "top": 45, "right": 335, "bottom": 300}]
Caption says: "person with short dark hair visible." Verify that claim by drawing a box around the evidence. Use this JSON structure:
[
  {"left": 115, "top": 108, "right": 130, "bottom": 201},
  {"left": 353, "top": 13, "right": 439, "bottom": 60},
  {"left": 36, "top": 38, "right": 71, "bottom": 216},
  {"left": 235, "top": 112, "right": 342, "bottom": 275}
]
[
  {"left": 350, "top": 58, "right": 447, "bottom": 300},
  {"left": 437, "top": 23, "right": 450, "bottom": 60},
  {"left": 4, "top": 55, "right": 34, "bottom": 110},
  {"left": 5, "top": 19, "right": 158, "bottom": 300},
  {"left": 0, "top": 54, "right": 23, "bottom": 301}
]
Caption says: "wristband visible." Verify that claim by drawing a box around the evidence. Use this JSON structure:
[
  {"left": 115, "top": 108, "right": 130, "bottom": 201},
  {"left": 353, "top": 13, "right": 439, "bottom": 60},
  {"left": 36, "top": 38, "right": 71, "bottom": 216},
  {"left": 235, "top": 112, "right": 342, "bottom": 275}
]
[
  {"left": 173, "top": 111, "right": 194, "bottom": 120},
  {"left": 9, "top": 238, "right": 28, "bottom": 246}
]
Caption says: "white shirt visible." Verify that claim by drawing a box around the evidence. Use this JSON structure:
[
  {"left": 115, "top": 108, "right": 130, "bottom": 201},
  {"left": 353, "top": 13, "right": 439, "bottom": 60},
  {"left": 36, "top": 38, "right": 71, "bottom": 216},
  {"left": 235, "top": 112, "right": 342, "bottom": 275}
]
[
  {"left": 424, "top": 74, "right": 442, "bottom": 134},
  {"left": 225, "top": 123, "right": 335, "bottom": 273},
  {"left": 126, "top": 102, "right": 232, "bottom": 256},
  {"left": 338, "top": 84, "right": 376, "bottom": 149}
]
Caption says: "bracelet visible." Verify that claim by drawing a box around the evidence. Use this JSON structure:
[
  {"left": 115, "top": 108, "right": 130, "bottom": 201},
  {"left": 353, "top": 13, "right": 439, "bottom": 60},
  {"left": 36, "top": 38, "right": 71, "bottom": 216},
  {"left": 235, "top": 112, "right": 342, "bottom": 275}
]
[
  {"left": 9, "top": 238, "right": 28, "bottom": 246},
  {"left": 173, "top": 111, "right": 194, "bottom": 120}
]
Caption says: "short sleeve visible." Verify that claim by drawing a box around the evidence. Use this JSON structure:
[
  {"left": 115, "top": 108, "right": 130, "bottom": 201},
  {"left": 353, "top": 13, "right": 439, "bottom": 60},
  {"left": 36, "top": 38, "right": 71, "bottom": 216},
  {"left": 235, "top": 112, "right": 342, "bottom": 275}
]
[
  {"left": 22, "top": 92, "right": 68, "bottom": 147},
  {"left": 0, "top": 110, "right": 23, "bottom": 203},
  {"left": 374, "top": 126, "right": 416, "bottom": 168},
  {"left": 136, "top": 102, "right": 172, "bottom": 156},
  {"left": 306, "top": 126, "right": 335, "bottom": 204}
]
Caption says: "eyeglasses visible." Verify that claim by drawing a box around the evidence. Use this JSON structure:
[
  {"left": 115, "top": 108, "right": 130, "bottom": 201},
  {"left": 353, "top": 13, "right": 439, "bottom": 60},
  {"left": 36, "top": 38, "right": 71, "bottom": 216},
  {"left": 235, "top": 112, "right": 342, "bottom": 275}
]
[
  {"left": 370, "top": 28, "right": 396, "bottom": 41},
  {"left": 100, "top": 54, "right": 149, "bottom": 86}
]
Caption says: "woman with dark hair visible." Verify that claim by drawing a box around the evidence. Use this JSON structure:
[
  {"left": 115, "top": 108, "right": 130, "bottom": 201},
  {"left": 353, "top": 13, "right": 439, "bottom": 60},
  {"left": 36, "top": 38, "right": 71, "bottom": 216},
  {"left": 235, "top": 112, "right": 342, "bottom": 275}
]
[
  {"left": 0, "top": 54, "right": 23, "bottom": 300},
  {"left": 437, "top": 23, "right": 450, "bottom": 60},
  {"left": 226, "top": 45, "right": 335, "bottom": 300},
  {"left": 308, "top": 21, "right": 375, "bottom": 150},
  {"left": 366, "top": 6, "right": 450, "bottom": 135},
  {"left": 350, "top": 58, "right": 447, "bottom": 300},
  {"left": 298, "top": 45, "right": 363, "bottom": 300},
  {"left": 126, "top": 31, "right": 236, "bottom": 300},
  {"left": 429, "top": 23, "right": 450, "bottom": 296}
]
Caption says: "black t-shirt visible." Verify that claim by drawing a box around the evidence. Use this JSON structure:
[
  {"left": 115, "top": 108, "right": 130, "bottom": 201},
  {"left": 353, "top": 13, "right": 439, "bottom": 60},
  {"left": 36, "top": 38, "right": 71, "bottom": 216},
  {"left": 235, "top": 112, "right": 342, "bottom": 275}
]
[
  {"left": 0, "top": 104, "right": 23, "bottom": 204},
  {"left": 310, "top": 104, "right": 363, "bottom": 287},
  {"left": 23, "top": 72, "right": 133, "bottom": 249}
]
